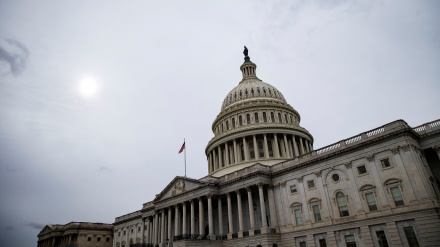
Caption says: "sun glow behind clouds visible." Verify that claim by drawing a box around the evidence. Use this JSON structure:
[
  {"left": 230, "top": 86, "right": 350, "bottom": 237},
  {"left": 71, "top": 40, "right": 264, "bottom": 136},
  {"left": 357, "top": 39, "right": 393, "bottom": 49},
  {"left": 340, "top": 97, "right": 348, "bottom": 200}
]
[{"left": 78, "top": 76, "right": 99, "bottom": 97}]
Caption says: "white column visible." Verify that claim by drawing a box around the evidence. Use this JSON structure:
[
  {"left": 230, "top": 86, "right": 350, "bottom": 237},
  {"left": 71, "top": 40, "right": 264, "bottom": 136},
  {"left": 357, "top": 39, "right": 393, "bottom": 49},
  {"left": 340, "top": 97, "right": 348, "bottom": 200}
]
[
  {"left": 167, "top": 208, "right": 172, "bottom": 242},
  {"left": 182, "top": 202, "right": 187, "bottom": 235},
  {"left": 219, "top": 146, "right": 224, "bottom": 168},
  {"left": 141, "top": 218, "right": 145, "bottom": 243},
  {"left": 258, "top": 183, "right": 268, "bottom": 227},
  {"left": 160, "top": 210, "right": 165, "bottom": 244},
  {"left": 174, "top": 205, "right": 179, "bottom": 236},
  {"left": 154, "top": 213, "right": 158, "bottom": 244},
  {"left": 268, "top": 185, "right": 278, "bottom": 228},
  {"left": 263, "top": 134, "right": 269, "bottom": 158},
  {"left": 253, "top": 135, "right": 259, "bottom": 159},
  {"left": 190, "top": 200, "right": 195, "bottom": 234},
  {"left": 283, "top": 134, "right": 290, "bottom": 158},
  {"left": 236, "top": 189, "right": 244, "bottom": 232},
  {"left": 225, "top": 142, "right": 229, "bottom": 166},
  {"left": 274, "top": 134, "right": 280, "bottom": 158},
  {"left": 293, "top": 136, "right": 299, "bottom": 157},
  {"left": 218, "top": 197, "right": 223, "bottom": 236},
  {"left": 233, "top": 139, "right": 238, "bottom": 164},
  {"left": 208, "top": 153, "right": 212, "bottom": 173},
  {"left": 208, "top": 194, "right": 214, "bottom": 236},
  {"left": 299, "top": 137, "right": 305, "bottom": 155},
  {"left": 146, "top": 218, "right": 150, "bottom": 244},
  {"left": 199, "top": 197, "right": 204, "bottom": 235},
  {"left": 243, "top": 137, "right": 249, "bottom": 161},
  {"left": 227, "top": 193, "right": 233, "bottom": 234},
  {"left": 247, "top": 187, "right": 255, "bottom": 229}
]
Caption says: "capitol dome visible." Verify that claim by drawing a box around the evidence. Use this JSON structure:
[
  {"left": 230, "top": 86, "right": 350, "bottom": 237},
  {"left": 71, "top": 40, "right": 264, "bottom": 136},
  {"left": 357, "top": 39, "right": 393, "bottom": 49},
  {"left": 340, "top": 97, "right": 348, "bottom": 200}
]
[{"left": 206, "top": 48, "right": 314, "bottom": 177}]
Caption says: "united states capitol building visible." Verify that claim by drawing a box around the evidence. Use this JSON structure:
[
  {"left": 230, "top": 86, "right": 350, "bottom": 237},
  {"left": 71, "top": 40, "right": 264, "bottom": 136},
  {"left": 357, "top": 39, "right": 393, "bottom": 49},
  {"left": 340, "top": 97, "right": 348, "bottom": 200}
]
[{"left": 112, "top": 50, "right": 440, "bottom": 247}]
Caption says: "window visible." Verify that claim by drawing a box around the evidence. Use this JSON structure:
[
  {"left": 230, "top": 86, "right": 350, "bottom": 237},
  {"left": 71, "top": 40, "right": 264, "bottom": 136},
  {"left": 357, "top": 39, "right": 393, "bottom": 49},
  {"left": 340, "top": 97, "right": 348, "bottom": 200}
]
[
  {"left": 290, "top": 185, "right": 297, "bottom": 193},
  {"left": 375, "top": 231, "right": 389, "bottom": 247},
  {"left": 88, "top": 237, "right": 92, "bottom": 241},
  {"left": 278, "top": 113, "right": 282, "bottom": 122},
  {"left": 403, "top": 226, "right": 420, "bottom": 247},
  {"left": 357, "top": 165, "right": 367, "bottom": 175},
  {"left": 246, "top": 114, "right": 251, "bottom": 124},
  {"left": 390, "top": 186, "right": 404, "bottom": 206},
  {"left": 336, "top": 192, "right": 349, "bottom": 217},
  {"left": 285, "top": 114, "right": 288, "bottom": 123},
  {"left": 319, "top": 239, "right": 327, "bottom": 247},
  {"left": 312, "top": 205, "right": 322, "bottom": 222},
  {"left": 131, "top": 228, "right": 133, "bottom": 234},
  {"left": 138, "top": 226, "right": 140, "bottom": 232},
  {"left": 270, "top": 112, "right": 275, "bottom": 122},
  {"left": 293, "top": 207, "right": 302, "bottom": 225},
  {"left": 240, "top": 144, "right": 245, "bottom": 161},
  {"left": 124, "top": 230, "right": 126, "bottom": 236},
  {"left": 221, "top": 124, "right": 224, "bottom": 132},
  {"left": 345, "top": 235, "right": 357, "bottom": 247},
  {"left": 118, "top": 232, "right": 121, "bottom": 237},
  {"left": 232, "top": 118, "right": 235, "bottom": 128},
  {"left": 381, "top": 158, "right": 391, "bottom": 168},
  {"left": 106, "top": 238, "right": 110, "bottom": 242},
  {"left": 332, "top": 174, "right": 340, "bottom": 182},
  {"left": 226, "top": 121, "right": 229, "bottom": 130},
  {"left": 255, "top": 112, "right": 259, "bottom": 123},
  {"left": 249, "top": 142, "right": 255, "bottom": 159},
  {"left": 365, "top": 192, "right": 378, "bottom": 211},
  {"left": 97, "top": 237, "right": 101, "bottom": 242},
  {"left": 299, "top": 241, "right": 306, "bottom": 247},
  {"left": 307, "top": 180, "right": 315, "bottom": 189},
  {"left": 239, "top": 116, "right": 243, "bottom": 126},
  {"left": 263, "top": 112, "right": 267, "bottom": 122}
]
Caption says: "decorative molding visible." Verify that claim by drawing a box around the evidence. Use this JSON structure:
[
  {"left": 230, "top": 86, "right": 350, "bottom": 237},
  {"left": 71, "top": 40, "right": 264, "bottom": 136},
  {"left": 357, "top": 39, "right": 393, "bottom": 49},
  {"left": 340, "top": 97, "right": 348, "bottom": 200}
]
[
  {"left": 401, "top": 144, "right": 411, "bottom": 152},
  {"left": 344, "top": 163, "right": 352, "bottom": 169},
  {"left": 257, "top": 182, "right": 265, "bottom": 188},
  {"left": 390, "top": 146, "right": 400, "bottom": 155},
  {"left": 314, "top": 171, "right": 322, "bottom": 177},
  {"left": 366, "top": 155, "right": 374, "bottom": 162},
  {"left": 280, "top": 181, "right": 287, "bottom": 187},
  {"left": 297, "top": 176, "right": 304, "bottom": 183}
]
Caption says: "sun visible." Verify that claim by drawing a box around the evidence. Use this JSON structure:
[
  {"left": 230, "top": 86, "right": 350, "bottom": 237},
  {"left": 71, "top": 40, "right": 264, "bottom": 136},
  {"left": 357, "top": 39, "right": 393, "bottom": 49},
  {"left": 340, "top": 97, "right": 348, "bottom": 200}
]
[{"left": 79, "top": 76, "right": 99, "bottom": 97}]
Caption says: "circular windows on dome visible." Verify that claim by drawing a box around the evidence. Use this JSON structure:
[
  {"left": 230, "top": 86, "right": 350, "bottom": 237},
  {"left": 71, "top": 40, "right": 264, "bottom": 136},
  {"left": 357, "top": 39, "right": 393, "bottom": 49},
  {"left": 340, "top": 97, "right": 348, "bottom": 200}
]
[{"left": 332, "top": 173, "right": 340, "bottom": 183}]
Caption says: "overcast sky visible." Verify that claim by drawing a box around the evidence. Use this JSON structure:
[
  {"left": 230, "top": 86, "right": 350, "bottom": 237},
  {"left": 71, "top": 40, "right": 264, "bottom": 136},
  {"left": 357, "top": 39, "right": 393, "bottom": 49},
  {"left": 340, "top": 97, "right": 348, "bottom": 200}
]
[{"left": 0, "top": 1, "right": 439, "bottom": 246}]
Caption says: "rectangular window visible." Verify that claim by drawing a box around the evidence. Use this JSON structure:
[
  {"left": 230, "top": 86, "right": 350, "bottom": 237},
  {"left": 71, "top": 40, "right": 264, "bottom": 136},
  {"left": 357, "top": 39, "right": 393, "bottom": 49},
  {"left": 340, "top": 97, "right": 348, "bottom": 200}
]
[
  {"left": 345, "top": 235, "right": 357, "bottom": 247},
  {"left": 87, "top": 237, "right": 91, "bottom": 242},
  {"left": 97, "top": 237, "right": 101, "bottom": 242},
  {"left": 403, "top": 226, "right": 420, "bottom": 247},
  {"left": 312, "top": 205, "right": 322, "bottom": 222},
  {"left": 307, "top": 180, "right": 315, "bottom": 189},
  {"left": 294, "top": 208, "right": 302, "bottom": 225},
  {"left": 375, "top": 231, "right": 389, "bottom": 247},
  {"left": 106, "top": 238, "right": 110, "bottom": 242},
  {"left": 299, "top": 241, "right": 306, "bottom": 247},
  {"left": 319, "top": 239, "right": 327, "bottom": 247},
  {"left": 290, "top": 185, "right": 297, "bottom": 193},
  {"left": 381, "top": 158, "right": 391, "bottom": 168},
  {"left": 124, "top": 230, "right": 126, "bottom": 236},
  {"left": 365, "top": 192, "right": 378, "bottom": 211},
  {"left": 390, "top": 186, "right": 404, "bottom": 206},
  {"left": 138, "top": 226, "right": 140, "bottom": 232},
  {"left": 357, "top": 165, "right": 367, "bottom": 175},
  {"left": 118, "top": 232, "right": 120, "bottom": 236}
]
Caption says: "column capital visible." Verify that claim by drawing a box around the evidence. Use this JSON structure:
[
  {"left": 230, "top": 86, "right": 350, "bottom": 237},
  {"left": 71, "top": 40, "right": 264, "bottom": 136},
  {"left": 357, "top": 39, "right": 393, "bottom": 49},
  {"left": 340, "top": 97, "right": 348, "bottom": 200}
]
[
  {"left": 245, "top": 186, "right": 252, "bottom": 192},
  {"left": 390, "top": 146, "right": 400, "bottom": 154},
  {"left": 257, "top": 182, "right": 265, "bottom": 188},
  {"left": 366, "top": 154, "right": 374, "bottom": 161},
  {"left": 235, "top": 189, "right": 241, "bottom": 195},
  {"left": 227, "top": 192, "right": 232, "bottom": 198},
  {"left": 207, "top": 193, "right": 213, "bottom": 198}
]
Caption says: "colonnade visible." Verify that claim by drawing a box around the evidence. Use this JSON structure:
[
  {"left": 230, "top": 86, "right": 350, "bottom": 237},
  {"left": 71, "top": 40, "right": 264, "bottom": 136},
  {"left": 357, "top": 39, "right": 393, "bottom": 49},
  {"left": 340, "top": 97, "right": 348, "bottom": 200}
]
[
  {"left": 208, "top": 133, "right": 313, "bottom": 173},
  {"left": 143, "top": 184, "right": 277, "bottom": 246},
  {"left": 37, "top": 234, "right": 76, "bottom": 247}
]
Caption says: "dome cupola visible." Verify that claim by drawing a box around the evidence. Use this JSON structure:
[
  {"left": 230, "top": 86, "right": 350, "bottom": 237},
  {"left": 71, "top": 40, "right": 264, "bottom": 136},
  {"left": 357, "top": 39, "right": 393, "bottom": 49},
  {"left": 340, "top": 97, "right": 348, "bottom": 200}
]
[{"left": 206, "top": 47, "right": 314, "bottom": 177}]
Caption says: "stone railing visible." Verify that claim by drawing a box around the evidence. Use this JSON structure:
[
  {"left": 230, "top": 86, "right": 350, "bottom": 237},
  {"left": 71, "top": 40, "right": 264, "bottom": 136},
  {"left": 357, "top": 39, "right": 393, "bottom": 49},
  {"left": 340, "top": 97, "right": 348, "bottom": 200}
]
[
  {"left": 115, "top": 211, "right": 142, "bottom": 222},
  {"left": 63, "top": 222, "right": 112, "bottom": 230},
  {"left": 413, "top": 119, "right": 440, "bottom": 134}
]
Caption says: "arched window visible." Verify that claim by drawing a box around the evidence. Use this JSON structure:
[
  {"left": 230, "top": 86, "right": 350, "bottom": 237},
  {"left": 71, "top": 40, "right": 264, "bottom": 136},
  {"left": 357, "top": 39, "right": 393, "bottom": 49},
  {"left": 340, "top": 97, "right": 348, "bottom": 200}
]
[
  {"left": 234, "top": 92, "right": 237, "bottom": 100},
  {"left": 245, "top": 89, "right": 248, "bottom": 96},
  {"left": 263, "top": 112, "right": 267, "bottom": 122},
  {"left": 251, "top": 88, "right": 254, "bottom": 95},
  {"left": 278, "top": 113, "right": 282, "bottom": 123},
  {"left": 336, "top": 192, "right": 349, "bottom": 217},
  {"left": 290, "top": 115, "right": 293, "bottom": 123},
  {"left": 258, "top": 140, "right": 264, "bottom": 158},
  {"left": 226, "top": 121, "right": 229, "bottom": 130},
  {"left": 268, "top": 88, "right": 272, "bottom": 95},
  {"left": 246, "top": 114, "right": 251, "bottom": 124},
  {"left": 257, "top": 87, "right": 260, "bottom": 94},
  {"left": 285, "top": 114, "right": 288, "bottom": 123},
  {"left": 232, "top": 118, "right": 235, "bottom": 128},
  {"left": 263, "top": 88, "right": 266, "bottom": 94},
  {"left": 249, "top": 141, "right": 255, "bottom": 159},
  {"left": 255, "top": 112, "right": 259, "bottom": 123},
  {"left": 239, "top": 90, "right": 242, "bottom": 97},
  {"left": 221, "top": 124, "right": 224, "bottom": 132},
  {"left": 270, "top": 112, "right": 275, "bottom": 122},
  {"left": 239, "top": 116, "right": 243, "bottom": 126}
]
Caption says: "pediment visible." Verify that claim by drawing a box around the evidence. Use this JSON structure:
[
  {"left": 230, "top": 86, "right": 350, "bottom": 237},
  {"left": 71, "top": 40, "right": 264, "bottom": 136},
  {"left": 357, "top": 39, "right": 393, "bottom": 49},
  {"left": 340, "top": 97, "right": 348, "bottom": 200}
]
[{"left": 154, "top": 176, "right": 205, "bottom": 201}]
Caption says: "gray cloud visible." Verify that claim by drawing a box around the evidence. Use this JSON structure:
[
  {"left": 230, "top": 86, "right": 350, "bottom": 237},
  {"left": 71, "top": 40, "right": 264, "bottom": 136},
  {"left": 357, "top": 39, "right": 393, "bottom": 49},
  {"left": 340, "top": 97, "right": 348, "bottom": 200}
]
[
  {"left": 98, "top": 166, "right": 110, "bottom": 172},
  {"left": 0, "top": 39, "right": 30, "bottom": 76},
  {"left": 6, "top": 166, "right": 21, "bottom": 172},
  {"left": 4, "top": 225, "right": 14, "bottom": 231},
  {"left": 26, "top": 222, "right": 44, "bottom": 230}
]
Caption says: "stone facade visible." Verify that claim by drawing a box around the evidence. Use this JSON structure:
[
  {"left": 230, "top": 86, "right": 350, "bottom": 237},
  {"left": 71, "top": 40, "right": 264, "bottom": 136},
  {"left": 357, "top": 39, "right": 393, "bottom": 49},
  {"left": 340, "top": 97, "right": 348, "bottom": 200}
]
[
  {"left": 112, "top": 51, "right": 440, "bottom": 247},
  {"left": 37, "top": 222, "right": 113, "bottom": 247}
]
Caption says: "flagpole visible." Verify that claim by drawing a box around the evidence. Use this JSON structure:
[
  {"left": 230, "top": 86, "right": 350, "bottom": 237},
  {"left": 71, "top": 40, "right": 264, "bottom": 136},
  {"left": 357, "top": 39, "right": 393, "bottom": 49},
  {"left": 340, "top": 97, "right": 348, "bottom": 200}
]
[{"left": 184, "top": 138, "right": 187, "bottom": 177}]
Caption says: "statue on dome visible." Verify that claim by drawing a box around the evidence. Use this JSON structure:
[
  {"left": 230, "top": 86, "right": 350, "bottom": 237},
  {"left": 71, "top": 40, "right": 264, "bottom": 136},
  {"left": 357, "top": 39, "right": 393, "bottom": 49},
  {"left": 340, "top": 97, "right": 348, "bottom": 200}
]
[{"left": 243, "top": 46, "right": 250, "bottom": 61}]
